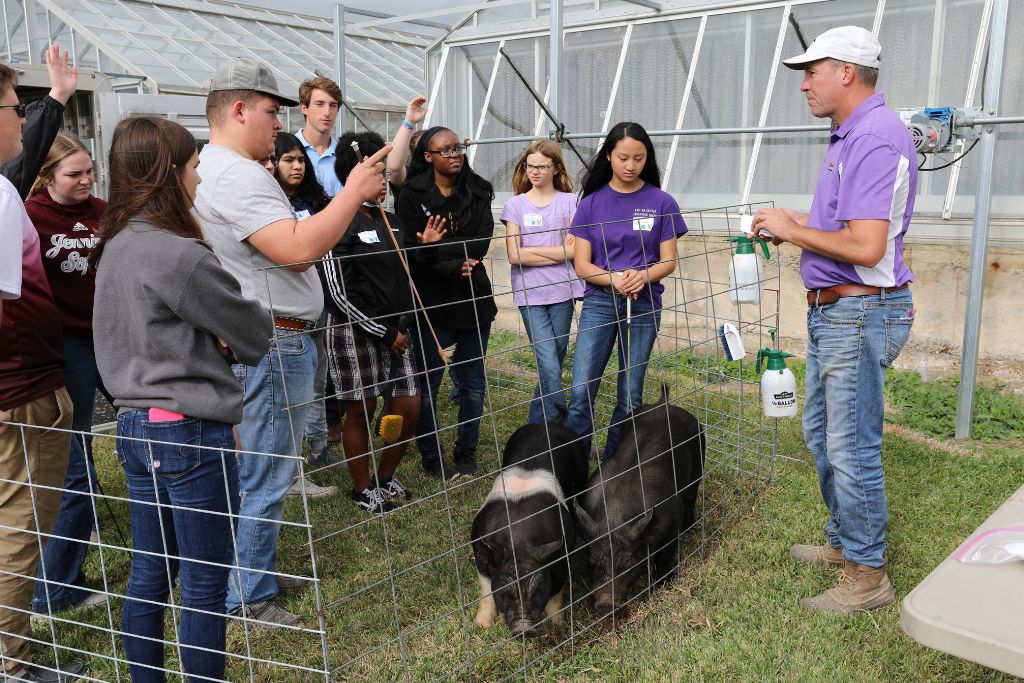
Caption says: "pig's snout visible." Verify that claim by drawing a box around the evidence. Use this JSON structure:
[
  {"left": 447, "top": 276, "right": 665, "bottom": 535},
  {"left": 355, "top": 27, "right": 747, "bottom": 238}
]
[{"left": 509, "top": 618, "right": 538, "bottom": 637}]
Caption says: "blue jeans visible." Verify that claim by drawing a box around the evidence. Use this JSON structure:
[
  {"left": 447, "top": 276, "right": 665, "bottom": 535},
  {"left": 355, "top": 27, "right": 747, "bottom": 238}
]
[
  {"left": 33, "top": 334, "right": 101, "bottom": 613},
  {"left": 116, "top": 411, "right": 238, "bottom": 683},
  {"left": 519, "top": 300, "right": 574, "bottom": 425},
  {"left": 226, "top": 332, "right": 315, "bottom": 612},
  {"left": 565, "top": 290, "right": 660, "bottom": 457},
  {"left": 804, "top": 289, "right": 914, "bottom": 568},
  {"left": 304, "top": 314, "right": 329, "bottom": 456},
  {"left": 415, "top": 323, "right": 490, "bottom": 459}
]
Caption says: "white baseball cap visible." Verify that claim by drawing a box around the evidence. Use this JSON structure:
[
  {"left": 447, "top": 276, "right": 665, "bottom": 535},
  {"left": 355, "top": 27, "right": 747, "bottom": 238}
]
[{"left": 782, "top": 26, "right": 881, "bottom": 70}]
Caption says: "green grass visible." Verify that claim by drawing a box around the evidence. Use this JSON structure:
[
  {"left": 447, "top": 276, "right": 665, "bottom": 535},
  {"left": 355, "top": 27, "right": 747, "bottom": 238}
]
[
  {"left": 884, "top": 371, "right": 1024, "bottom": 441},
  {"left": 27, "top": 338, "right": 1024, "bottom": 682}
]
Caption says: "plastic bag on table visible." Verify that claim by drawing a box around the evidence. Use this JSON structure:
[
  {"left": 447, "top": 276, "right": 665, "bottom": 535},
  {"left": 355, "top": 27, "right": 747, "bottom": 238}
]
[{"left": 956, "top": 524, "right": 1024, "bottom": 564}]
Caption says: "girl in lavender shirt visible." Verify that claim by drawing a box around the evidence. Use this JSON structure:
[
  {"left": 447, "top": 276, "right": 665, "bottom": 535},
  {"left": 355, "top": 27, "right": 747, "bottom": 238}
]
[
  {"left": 565, "top": 122, "right": 687, "bottom": 457},
  {"left": 502, "top": 141, "right": 583, "bottom": 424}
]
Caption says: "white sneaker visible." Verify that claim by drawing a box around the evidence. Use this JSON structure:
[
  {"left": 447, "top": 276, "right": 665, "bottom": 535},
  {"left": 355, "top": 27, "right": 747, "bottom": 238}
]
[{"left": 286, "top": 476, "right": 337, "bottom": 498}]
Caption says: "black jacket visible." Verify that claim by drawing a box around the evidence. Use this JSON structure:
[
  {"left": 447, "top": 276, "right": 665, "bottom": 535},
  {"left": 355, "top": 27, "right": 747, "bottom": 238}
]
[
  {"left": 0, "top": 96, "right": 65, "bottom": 199},
  {"left": 395, "top": 172, "right": 497, "bottom": 331},
  {"left": 319, "top": 209, "right": 415, "bottom": 347}
]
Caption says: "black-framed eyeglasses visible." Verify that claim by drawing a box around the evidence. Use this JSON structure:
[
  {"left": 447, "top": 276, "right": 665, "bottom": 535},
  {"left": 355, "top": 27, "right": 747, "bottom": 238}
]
[
  {"left": 427, "top": 144, "right": 467, "bottom": 158},
  {"left": 0, "top": 103, "right": 26, "bottom": 118}
]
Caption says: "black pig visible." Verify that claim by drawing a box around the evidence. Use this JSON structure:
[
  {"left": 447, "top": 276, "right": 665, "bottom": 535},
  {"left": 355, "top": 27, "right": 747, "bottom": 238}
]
[
  {"left": 575, "top": 392, "right": 704, "bottom": 616},
  {"left": 471, "top": 414, "right": 587, "bottom": 636}
]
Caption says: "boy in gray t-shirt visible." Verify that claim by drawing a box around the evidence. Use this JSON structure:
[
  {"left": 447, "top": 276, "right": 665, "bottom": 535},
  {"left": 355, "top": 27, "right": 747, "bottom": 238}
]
[{"left": 199, "top": 58, "right": 390, "bottom": 628}]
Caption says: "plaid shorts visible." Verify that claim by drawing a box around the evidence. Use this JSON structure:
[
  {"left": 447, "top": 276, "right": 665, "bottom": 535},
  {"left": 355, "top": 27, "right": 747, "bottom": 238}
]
[{"left": 326, "top": 321, "right": 419, "bottom": 401}]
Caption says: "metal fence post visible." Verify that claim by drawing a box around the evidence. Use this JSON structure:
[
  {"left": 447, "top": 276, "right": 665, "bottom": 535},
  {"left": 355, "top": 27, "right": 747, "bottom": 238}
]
[{"left": 955, "top": 0, "right": 1009, "bottom": 439}]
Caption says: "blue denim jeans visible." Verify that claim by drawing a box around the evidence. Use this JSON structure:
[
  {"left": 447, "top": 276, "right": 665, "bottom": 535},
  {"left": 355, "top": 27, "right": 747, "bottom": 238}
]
[
  {"left": 519, "top": 300, "right": 575, "bottom": 425},
  {"left": 415, "top": 323, "right": 490, "bottom": 460},
  {"left": 33, "top": 334, "right": 101, "bottom": 613},
  {"left": 116, "top": 411, "right": 238, "bottom": 683},
  {"left": 304, "top": 313, "right": 329, "bottom": 456},
  {"left": 565, "top": 290, "right": 660, "bottom": 457},
  {"left": 227, "top": 332, "right": 315, "bottom": 612},
  {"left": 804, "top": 288, "right": 914, "bottom": 568}
]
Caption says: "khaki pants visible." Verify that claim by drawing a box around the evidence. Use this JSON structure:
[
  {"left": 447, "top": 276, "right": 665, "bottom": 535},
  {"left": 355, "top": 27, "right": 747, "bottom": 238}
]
[{"left": 0, "top": 387, "right": 72, "bottom": 675}]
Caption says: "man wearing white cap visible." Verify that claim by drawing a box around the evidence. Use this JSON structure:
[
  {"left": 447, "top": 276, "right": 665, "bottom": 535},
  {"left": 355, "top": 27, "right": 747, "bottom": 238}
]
[
  {"left": 751, "top": 26, "right": 917, "bottom": 614},
  {"left": 194, "top": 57, "right": 390, "bottom": 627}
]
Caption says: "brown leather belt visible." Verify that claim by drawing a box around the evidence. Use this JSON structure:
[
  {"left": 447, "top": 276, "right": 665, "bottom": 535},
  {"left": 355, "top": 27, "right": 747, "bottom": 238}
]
[
  {"left": 273, "top": 316, "right": 316, "bottom": 331},
  {"left": 807, "top": 282, "right": 909, "bottom": 306}
]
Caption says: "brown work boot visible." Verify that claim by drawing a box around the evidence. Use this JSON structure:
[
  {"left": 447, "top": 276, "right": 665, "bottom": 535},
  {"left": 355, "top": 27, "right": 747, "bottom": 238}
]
[
  {"left": 800, "top": 560, "right": 895, "bottom": 614},
  {"left": 790, "top": 543, "right": 844, "bottom": 567}
]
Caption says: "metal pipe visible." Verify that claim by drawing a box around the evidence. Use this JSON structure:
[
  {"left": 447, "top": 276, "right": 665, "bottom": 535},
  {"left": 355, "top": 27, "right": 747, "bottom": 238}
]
[
  {"left": 548, "top": 0, "right": 562, "bottom": 135},
  {"left": 971, "top": 115, "right": 1024, "bottom": 125},
  {"left": 333, "top": 4, "right": 348, "bottom": 135},
  {"left": 465, "top": 123, "right": 832, "bottom": 146},
  {"left": 955, "top": 0, "right": 1009, "bottom": 439}
]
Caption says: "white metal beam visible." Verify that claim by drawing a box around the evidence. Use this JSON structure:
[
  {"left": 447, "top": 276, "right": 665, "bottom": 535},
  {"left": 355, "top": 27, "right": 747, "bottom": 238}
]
[
  {"left": 740, "top": 4, "right": 790, "bottom": 205},
  {"left": 663, "top": 14, "right": 706, "bottom": 189}
]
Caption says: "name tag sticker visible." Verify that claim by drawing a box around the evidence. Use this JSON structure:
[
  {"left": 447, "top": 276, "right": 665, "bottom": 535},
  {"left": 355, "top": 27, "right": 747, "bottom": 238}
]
[
  {"left": 633, "top": 217, "right": 654, "bottom": 232},
  {"left": 294, "top": 209, "right": 311, "bottom": 221},
  {"left": 523, "top": 212, "right": 543, "bottom": 228},
  {"left": 358, "top": 230, "right": 380, "bottom": 244}
]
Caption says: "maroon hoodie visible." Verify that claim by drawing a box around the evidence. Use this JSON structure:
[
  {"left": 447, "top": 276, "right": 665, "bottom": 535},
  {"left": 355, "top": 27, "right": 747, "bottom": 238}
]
[{"left": 25, "top": 190, "right": 106, "bottom": 335}]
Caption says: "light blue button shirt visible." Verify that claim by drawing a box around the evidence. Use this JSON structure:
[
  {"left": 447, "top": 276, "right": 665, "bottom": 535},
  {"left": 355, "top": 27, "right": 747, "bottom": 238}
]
[{"left": 295, "top": 129, "right": 342, "bottom": 197}]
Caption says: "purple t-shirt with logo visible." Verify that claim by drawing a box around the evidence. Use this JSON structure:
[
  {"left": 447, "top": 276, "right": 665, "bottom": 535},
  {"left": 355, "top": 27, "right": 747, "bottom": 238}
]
[
  {"left": 501, "top": 191, "right": 584, "bottom": 307},
  {"left": 569, "top": 183, "right": 686, "bottom": 310},
  {"left": 803, "top": 93, "right": 917, "bottom": 289}
]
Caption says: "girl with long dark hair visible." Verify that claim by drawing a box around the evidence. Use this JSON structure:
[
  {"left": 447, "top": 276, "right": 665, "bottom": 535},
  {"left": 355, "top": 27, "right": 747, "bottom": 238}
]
[
  {"left": 92, "top": 115, "right": 272, "bottom": 682},
  {"left": 273, "top": 132, "right": 330, "bottom": 216},
  {"left": 396, "top": 126, "right": 497, "bottom": 479},
  {"left": 564, "top": 122, "right": 688, "bottom": 457}
]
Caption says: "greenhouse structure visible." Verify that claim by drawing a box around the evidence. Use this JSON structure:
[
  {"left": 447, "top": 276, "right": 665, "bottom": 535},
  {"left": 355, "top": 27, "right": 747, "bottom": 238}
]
[{"left": 0, "top": 0, "right": 436, "bottom": 193}]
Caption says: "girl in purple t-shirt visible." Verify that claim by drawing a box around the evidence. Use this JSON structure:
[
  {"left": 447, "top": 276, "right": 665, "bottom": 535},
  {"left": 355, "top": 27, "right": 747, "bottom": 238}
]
[
  {"left": 565, "top": 122, "right": 687, "bottom": 457},
  {"left": 502, "top": 140, "right": 583, "bottom": 425}
]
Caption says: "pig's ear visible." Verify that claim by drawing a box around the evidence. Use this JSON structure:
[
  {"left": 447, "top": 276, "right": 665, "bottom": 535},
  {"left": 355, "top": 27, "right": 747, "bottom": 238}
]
[
  {"left": 481, "top": 537, "right": 507, "bottom": 565},
  {"left": 574, "top": 501, "right": 601, "bottom": 539},
  {"left": 537, "top": 539, "right": 564, "bottom": 562},
  {"left": 623, "top": 511, "right": 653, "bottom": 543}
]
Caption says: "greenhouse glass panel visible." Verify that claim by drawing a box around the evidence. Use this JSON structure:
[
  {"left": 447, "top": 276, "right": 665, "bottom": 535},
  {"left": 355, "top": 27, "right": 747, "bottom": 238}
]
[
  {"left": 669, "top": 7, "right": 781, "bottom": 202},
  {"left": 749, "top": 0, "right": 875, "bottom": 201},
  {"left": 562, "top": 25, "right": 628, "bottom": 154},
  {"left": 475, "top": 37, "right": 543, "bottom": 194}
]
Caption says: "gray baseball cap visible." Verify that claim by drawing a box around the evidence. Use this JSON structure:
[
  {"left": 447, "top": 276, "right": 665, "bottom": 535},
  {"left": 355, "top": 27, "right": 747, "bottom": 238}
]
[{"left": 208, "top": 58, "right": 298, "bottom": 107}]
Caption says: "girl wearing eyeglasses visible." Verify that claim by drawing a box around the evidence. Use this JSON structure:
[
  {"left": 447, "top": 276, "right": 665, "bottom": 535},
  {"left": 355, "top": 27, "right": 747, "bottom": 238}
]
[
  {"left": 395, "top": 126, "right": 496, "bottom": 480},
  {"left": 502, "top": 140, "right": 583, "bottom": 425},
  {"left": 565, "top": 122, "right": 688, "bottom": 459}
]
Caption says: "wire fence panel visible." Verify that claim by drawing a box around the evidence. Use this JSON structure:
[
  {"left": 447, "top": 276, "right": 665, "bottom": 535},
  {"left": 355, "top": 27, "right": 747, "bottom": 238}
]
[{"left": 1, "top": 204, "right": 781, "bottom": 681}]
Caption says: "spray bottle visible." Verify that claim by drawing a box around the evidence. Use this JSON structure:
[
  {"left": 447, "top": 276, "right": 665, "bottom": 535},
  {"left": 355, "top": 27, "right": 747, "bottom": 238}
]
[
  {"left": 727, "top": 235, "right": 771, "bottom": 304},
  {"left": 756, "top": 329, "right": 797, "bottom": 417}
]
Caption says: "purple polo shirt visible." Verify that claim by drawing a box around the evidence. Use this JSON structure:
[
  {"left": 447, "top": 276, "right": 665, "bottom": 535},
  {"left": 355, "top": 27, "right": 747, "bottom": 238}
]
[
  {"left": 802, "top": 93, "right": 917, "bottom": 289},
  {"left": 569, "top": 183, "right": 686, "bottom": 310}
]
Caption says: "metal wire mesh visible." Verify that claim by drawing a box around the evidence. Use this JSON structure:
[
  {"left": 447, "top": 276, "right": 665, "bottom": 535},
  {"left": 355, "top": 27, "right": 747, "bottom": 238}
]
[{"left": 1, "top": 204, "right": 781, "bottom": 681}]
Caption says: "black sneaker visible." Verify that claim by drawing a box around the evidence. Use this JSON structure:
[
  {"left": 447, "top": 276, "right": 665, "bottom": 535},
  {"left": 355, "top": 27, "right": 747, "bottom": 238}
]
[
  {"left": 453, "top": 449, "right": 477, "bottom": 477},
  {"left": 421, "top": 457, "right": 455, "bottom": 480},
  {"left": 377, "top": 474, "right": 414, "bottom": 501},
  {"left": 352, "top": 487, "right": 398, "bottom": 514}
]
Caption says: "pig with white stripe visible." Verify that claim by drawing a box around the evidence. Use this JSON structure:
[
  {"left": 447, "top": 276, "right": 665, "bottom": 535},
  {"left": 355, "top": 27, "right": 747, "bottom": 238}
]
[{"left": 471, "top": 413, "right": 587, "bottom": 636}]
